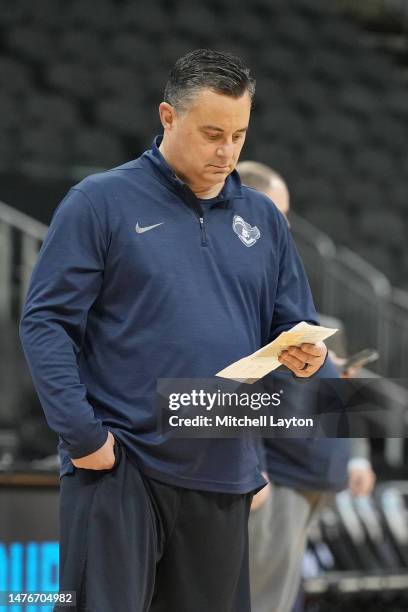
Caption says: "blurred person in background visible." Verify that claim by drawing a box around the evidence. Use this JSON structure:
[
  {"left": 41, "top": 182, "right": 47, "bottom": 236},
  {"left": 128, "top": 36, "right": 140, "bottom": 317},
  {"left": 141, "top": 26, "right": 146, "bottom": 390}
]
[
  {"left": 238, "top": 161, "right": 376, "bottom": 612},
  {"left": 20, "top": 50, "right": 329, "bottom": 612}
]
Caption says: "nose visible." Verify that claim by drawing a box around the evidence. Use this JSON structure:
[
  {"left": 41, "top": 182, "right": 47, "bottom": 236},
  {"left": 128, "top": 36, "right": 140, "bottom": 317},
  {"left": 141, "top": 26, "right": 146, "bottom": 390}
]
[{"left": 216, "top": 140, "right": 234, "bottom": 160}]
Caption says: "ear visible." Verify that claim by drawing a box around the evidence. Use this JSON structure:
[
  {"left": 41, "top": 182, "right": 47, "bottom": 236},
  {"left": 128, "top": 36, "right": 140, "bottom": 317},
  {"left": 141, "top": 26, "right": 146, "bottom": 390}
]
[{"left": 159, "top": 102, "right": 176, "bottom": 131}]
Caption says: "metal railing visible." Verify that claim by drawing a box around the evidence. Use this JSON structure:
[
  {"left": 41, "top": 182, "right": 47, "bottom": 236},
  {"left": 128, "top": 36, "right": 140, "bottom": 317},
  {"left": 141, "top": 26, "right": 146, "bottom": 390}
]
[
  {"left": 325, "top": 247, "right": 392, "bottom": 363},
  {"left": 291, "top": 212, "right": 337, "bottom": 312},
  {"left": 291, "top": 213, "right": 407, "bottom": 379},
  {"left": 0, "top": 200, "right": 47, "bottom": 319},
  {"left": 381, "top": 289, "right": 408, "bottom": 378}
]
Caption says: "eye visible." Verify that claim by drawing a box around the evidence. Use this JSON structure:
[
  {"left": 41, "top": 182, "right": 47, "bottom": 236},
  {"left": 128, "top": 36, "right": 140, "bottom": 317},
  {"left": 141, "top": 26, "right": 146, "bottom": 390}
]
[
  {"left": 233, "top": 133, "right": 244, "bottom": 142},
  {"left": 206, "top": 134, "right": 219, "bottom": 141}
]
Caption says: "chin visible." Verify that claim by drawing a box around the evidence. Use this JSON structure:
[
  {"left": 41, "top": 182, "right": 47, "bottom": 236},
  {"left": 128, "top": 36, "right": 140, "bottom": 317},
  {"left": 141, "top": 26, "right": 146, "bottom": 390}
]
[{"left": 204, "top": 173, "right": 226, "bottom": 183}]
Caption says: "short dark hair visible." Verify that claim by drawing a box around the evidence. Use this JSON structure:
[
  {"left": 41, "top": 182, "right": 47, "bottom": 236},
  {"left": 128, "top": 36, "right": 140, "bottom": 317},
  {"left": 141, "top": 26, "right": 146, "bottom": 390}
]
[{"left": 164, "top": 49, "right": 256, "bottom": 113}]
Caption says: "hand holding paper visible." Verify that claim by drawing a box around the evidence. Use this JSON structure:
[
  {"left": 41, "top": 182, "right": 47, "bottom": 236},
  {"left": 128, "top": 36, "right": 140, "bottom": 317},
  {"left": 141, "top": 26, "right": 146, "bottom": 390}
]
[
  {"left": 216, "top": 322, "right": 337, "bottom": 383},
  {"left": 278, "top": 341, "right": 327, "bottom": 378}
]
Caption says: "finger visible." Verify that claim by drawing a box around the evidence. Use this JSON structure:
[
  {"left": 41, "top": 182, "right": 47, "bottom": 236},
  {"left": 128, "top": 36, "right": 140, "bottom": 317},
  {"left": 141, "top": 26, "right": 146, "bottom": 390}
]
[
  {"left": 279, "top": 351, "right": 305, "bottom": 370},
  {"left": 299, "top": 343, "right": 326, "bottom": 357},
  {"left": 286, "top": 346, "right": 322, "bottom": 364},
  {"left": 293, "top": 369, "right": 313, "bottom": 378}
]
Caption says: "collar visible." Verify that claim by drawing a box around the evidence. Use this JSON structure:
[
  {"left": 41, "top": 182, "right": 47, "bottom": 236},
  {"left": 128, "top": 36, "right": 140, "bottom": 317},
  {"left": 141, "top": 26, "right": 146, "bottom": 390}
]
[{"left": 144, "top": 135, "right": 244, "bottom": 208}]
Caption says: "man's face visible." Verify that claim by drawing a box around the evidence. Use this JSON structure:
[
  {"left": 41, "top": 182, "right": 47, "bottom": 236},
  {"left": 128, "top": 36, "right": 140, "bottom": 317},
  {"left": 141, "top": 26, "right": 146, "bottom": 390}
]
[{"left": 160, "top": 88, "right": 252, "bottom": 191}]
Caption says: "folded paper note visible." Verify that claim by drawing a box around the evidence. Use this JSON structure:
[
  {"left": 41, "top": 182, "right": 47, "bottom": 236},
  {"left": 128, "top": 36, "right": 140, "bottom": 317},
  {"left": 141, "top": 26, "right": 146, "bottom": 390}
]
[{"left": 216, "top": 321, "right": 337, "bottom": 383}]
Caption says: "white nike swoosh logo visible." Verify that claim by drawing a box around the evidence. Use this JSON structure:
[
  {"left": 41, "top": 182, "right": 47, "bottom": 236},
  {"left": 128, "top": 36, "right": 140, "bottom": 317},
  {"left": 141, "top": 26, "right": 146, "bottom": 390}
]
[{"left": 135, "top": 222, "right": 164, "bottom": 234}]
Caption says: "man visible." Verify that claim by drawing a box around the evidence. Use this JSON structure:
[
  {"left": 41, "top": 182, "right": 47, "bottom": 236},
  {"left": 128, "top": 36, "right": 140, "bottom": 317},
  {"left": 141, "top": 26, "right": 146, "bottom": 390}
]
[
  {"left": 237, "top": 162, "right": 290, "bottom": 218},
  {"left": 238, "top": 160, "right": 375, "bottom": 612},
  {"left": 20, "top": 50, "right": 327, "bottom": 612}
]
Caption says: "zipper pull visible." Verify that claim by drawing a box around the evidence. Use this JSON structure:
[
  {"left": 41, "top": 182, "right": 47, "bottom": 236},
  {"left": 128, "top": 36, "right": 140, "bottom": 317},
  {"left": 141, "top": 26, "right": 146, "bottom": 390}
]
[{"left": 199, "top": 217, "right": 208, "bottom": 246}]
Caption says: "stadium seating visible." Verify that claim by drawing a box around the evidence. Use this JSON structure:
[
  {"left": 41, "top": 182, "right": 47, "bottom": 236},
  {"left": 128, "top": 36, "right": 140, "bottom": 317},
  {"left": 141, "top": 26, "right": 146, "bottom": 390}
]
[{"left": 0, "top": 0, "right": 407, "bottom": 287}]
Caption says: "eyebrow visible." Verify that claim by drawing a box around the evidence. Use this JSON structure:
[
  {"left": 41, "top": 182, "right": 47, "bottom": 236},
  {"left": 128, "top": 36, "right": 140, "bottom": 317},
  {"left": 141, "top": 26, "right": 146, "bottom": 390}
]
[{"left": 200, "top": 125, "right": 248, "bottom": 133}]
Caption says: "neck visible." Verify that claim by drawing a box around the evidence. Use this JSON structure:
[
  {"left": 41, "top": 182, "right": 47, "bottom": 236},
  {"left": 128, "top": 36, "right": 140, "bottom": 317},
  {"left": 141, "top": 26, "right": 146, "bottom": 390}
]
[
  {"left": 159, "top": 139, "right": 224, "bottom": 199},
  {"left": 192, "top": 183, "right": 224, "bottom": 199}
]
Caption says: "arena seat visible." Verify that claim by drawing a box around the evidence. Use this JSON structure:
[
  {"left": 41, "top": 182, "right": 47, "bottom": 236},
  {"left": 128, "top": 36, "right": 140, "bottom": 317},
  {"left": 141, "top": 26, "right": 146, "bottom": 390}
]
[
  {"left": 307, "top": 51, "right": 350, "bottom": 87},
  {"left": 367, "top": 116, "right": 407, "bottom": 153},
  {"left": 57, "top": 29, "right": 106, "bottom": 66},
  {"left": 358, "top": 207, "right": 404, "bottom": 245},
  {"left": 0, "top": 0, "right": 407, "bottom": 287},
  {"left": 95, "top": 96, "right": 153, "bottom": 143},
  {"left": 109, "top": 34, "right": 156, "bottom": 68},
  {"left": 343, "top": 180, "right": 384, "bottom": 211},
  {"left": 96, "top": 65, "right": 147, "bottom": 98},
  {"left": 74, "top": 128, "right": 126, "bottom": 168},
  {"left": 46, "top": 60, "right": 98, "bottom": 100},
  {"left": 25, "top": 94, "right": 80, "bottom": 130},
  {"left": 117, "top": 2, "right": 167, "bottom": 35},
  {"left": 4, "top": 25, "right": 55, "bottom": 65},
  {"left": 68, "top": 0, "right": 116, "bottom": 31},
  {"left": 272, "top": 14, "right": 315, "bottom": 50},
  {"left": 12, "top": 0, "right": 67, "bottom": 28},
  {"left": 0, "top": 128, "right": 20, "bottom": 172},
  {"left": 0, "top": 93, "right": 23, "bottom": 132},
  {"left": 353, "top": 149, "right": 396, "bottom": 180},
  {"left": 339, "top": 85, "right": 380, "bottom": 116},
  {"left": 0, "top": 57, "right": 34, "bottom": 96},
  {"left": 20, "top": 125, "right": 73, "bottom": 169},
  {"left": 313, "top": 112, "right": 361, "bottom": 149}
]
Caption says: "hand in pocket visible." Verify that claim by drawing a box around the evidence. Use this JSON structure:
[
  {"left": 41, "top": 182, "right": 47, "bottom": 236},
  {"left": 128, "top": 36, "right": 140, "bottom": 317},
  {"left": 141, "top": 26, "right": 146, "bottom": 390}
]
[{"left": 71, "top": 431, "right": 116, "bottom": 470}]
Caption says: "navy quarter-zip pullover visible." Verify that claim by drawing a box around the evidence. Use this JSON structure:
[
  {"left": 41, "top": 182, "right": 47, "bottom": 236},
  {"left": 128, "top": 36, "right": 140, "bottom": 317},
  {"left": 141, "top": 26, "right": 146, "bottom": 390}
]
[{"left": 20, "top": 136, "right": 319, "bottom": 493}]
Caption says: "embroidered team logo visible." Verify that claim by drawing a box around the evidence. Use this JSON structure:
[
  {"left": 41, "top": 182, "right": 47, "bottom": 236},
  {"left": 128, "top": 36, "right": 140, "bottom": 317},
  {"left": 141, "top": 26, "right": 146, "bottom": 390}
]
[{"left": 232, "top": 215, "right": 261, "bottom": 247}]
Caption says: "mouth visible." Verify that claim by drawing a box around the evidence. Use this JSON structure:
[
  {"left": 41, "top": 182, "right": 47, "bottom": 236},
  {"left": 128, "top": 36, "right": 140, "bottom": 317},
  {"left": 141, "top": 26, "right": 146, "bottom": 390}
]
[{"left": 209, "top": 165, "right": 230, "bottom": 170}]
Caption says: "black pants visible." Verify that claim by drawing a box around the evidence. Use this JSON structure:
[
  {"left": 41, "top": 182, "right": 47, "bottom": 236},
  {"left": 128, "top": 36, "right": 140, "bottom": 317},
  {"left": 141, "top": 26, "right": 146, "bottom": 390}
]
[{"left": 56, "top": 440, "right": 253, "bottom": 612}]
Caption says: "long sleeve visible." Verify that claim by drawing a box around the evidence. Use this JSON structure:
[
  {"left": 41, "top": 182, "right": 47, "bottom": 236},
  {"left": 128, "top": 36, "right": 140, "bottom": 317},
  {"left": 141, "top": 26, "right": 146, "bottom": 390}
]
[
  {"left": 20, "top": 187, "right": 108, "bottom": 459},
  {"left": 270, "top": 218, "right": 319, "bottom": 340}
]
